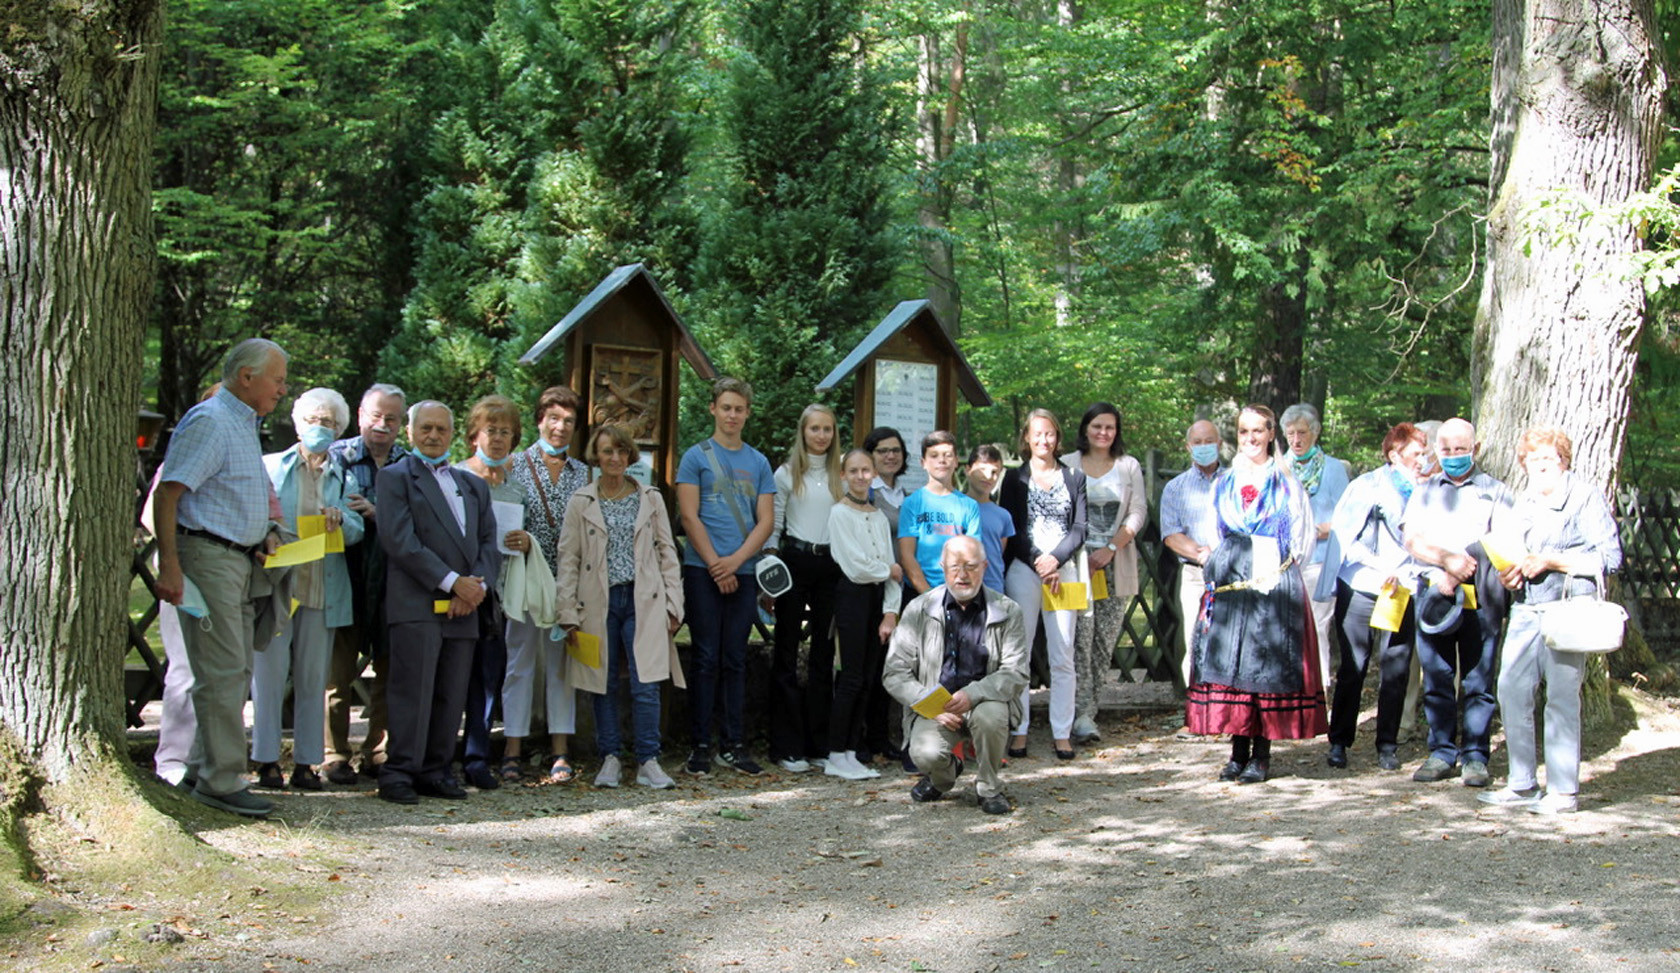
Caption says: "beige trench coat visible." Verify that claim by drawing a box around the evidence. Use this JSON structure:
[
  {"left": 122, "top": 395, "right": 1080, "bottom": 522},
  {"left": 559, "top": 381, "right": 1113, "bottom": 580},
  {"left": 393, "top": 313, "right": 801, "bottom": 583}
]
[{"left": 554, "top": 480, "right": 686, "bottom": 693}]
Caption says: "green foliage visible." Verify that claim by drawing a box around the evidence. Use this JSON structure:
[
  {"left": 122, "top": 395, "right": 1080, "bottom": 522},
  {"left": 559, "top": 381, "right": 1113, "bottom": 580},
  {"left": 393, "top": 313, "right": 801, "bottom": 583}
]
[
  {"left": 690, "top": 0, "right": 898, "bottom": 454},
  {"left": 388, "top": 0, "right": 699, "bottom": 421}
]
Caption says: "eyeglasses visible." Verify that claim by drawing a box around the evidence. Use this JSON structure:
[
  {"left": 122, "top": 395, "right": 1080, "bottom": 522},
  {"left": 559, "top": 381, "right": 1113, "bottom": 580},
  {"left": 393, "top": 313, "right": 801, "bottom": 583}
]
[
  {"left": 873, "top": 446, "right": 903, "bottom": 455},
  {"left": 945, "top": 561, "right": 984, "bottom": 576}
]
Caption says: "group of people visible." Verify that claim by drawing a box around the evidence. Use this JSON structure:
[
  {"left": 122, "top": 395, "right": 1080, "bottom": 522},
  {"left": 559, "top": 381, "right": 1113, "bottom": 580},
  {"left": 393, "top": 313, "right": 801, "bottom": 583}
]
[
  {"left": 148, "top": 337, "right": 1619, "bottom": 820},
  {"left": 1160, "top": 406, "right": 1620, "bottom": 815}
]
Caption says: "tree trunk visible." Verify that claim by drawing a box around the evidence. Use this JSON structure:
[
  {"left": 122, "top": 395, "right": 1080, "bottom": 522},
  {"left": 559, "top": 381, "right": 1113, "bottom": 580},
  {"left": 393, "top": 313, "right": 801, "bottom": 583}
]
[
  {"left": 915, "top": 23, "right": 967, "bottom": 334},
  {"left": 1473, "top": 0, "right": 1666, "bottom": 485},
  {"left": 0, "top": 0, "right": 162, "bottom": 805},
  {"left": 1473, "top": 0, "right": 1667, "bottom": 728}
]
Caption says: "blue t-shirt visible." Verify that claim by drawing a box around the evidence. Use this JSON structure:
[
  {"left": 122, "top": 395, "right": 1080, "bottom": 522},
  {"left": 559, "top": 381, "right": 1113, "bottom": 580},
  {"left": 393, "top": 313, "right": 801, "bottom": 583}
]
[
  {"left": 975, "top": 501, "right": 1015, "bottom": 593},
  {"left": 898, "top": 487, "right": 982, "bottom": 588},
  {"left": 677, "top": 438, "right": 777, "bottom": 573}
]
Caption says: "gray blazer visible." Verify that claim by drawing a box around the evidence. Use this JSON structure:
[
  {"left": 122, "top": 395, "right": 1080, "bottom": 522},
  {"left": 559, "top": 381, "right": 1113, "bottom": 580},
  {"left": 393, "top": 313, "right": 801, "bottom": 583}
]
[{"left": 377, "top": 453, "right": 499, "bottom": 636}]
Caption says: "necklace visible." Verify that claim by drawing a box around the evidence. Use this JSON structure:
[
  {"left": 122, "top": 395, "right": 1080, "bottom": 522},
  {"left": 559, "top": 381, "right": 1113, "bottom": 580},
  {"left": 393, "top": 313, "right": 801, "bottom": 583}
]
[{"left": 845, "top": 492, "right": 872, "bottom": 506}]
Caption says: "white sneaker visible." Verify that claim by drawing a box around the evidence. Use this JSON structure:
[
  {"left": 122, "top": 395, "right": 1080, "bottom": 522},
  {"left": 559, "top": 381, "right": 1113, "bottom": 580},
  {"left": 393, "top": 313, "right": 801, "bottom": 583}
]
[
  {"left": 848, "top": 751, "right": 881, "bottom": 778},
  {"left": 778, "top": 757, "right": 812, "bottom": 773},
  {"left": 636, "top": 758, "right": 675, "bottom": 790},
  {"left": 823, "top": 752, "right": 871, "bottom": 781},
  {"left": 594, "top": 754, "right": 622, "bottom": 788},
  {"left": 1477, "top": 785, "right": 1540, "bottom": 807},
  {"left": 1528, "top": 792, "right": 1578, "bottom": 815}
]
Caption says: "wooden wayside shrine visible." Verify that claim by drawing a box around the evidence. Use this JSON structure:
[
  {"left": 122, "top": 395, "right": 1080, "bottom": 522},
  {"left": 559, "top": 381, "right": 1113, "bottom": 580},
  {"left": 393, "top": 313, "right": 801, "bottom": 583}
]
[{"left": 519, "top": 263, "right": 717, "bottom": 493}]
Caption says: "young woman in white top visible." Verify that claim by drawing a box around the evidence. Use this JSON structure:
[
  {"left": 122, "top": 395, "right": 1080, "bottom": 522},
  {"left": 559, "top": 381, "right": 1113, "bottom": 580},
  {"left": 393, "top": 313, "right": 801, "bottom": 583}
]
[
  {"left": 767, "top": 404, "right": 845, "bottom": 772},
  {"left": 825, "top": 449, "right": 903, "bottom": 779},
  {"left": 1061, "top": 403, "right": 1148, "bottom": 745}
]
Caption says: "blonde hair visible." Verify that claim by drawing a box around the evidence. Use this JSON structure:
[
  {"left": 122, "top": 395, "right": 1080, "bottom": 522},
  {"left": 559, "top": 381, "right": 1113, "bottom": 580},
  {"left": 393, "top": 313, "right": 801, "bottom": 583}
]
[
  {"left": 785, "top": 403, "right": 843, "bottom": 501},
  {"left": 1517, "top": 425, "right": 1573, "bottom": 470}
]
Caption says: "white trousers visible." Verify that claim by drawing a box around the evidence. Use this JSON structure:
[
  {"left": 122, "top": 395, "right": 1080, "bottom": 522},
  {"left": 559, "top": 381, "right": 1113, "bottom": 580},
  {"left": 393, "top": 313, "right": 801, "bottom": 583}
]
[
  {"left": 1301, "top": 561, "right": 1337, "bottom": 688},
  {"left": 1176, "top": 563, "right": 1205, "bottom": 688},
  {"left": 250, "top": 606, "right": 331, "bottom": 765},
  {"left": 502, "top": 618, "right": 576, "bottom": 738},
  {"left": 1006, "top": 560, "right": 1077, "bottom": 739},
  {"left": 154, "top": 602, "right": 196, "bottom": 784},
  {"left": 1498, "top": 605, "right": 1585, "bottom": 795}
]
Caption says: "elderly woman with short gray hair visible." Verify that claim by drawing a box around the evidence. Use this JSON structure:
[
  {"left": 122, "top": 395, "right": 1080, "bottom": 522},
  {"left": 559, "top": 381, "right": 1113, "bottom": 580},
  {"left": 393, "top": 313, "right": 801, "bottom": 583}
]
[
  {"left": 253, "top": 387, "right": 364, "bottom": 790},
  {"left": 1282, "top": 403, "right": 1349, "bottom": 688}
]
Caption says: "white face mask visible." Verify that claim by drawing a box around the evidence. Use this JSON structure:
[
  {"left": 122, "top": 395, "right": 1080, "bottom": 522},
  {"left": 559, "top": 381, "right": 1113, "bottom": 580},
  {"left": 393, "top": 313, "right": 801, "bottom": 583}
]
[{"left": 177, "top": 577, "right": 214, "bottom": 632}]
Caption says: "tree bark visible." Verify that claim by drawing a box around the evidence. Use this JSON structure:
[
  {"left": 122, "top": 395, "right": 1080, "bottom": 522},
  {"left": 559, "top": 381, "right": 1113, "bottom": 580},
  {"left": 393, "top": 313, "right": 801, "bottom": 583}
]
[
  {"left": 0, "top": 0, "right": 162, "bottom": 797},
  {"left": 915, "top": 22, "right": 967, "bottom": 334},
  {"left": 1473, "top": 0, "right": 1667, "bottom": 487},
  {"left": 1473, "top": 0, "right": 1667, "bottom": 729}
]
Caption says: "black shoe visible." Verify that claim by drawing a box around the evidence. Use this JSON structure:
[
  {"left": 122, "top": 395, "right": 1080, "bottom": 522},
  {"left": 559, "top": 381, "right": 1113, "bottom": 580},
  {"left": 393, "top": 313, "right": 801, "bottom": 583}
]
[
  {"left": 378, "top": 781, "right": 419, "bottom": 805},
  {"left": 1006, "top": 746, "right": 1028, "bottom": 759},
  {"left": 909, "top": 777, "right": 944, "bottom": 803},
  {"left": 1236, "top": 758, "right": 1270, "bottom": 784},
  {"left": 255, "top": 762, "right": 285, "bottom": 789},
  {"left": 1326, "top": 744, "right": 1348, "bottom": 769},
  {"left": 323, "top": 760, "right": 358, "bottom": 786},
  {"left": 1377, "top": 749, "right": 1401, "bottom": 772},
  {"left": 716, "top": 748, "right": 762, "bottom": 776},
  {"left": 358, "top": 760, "right": 383, "bottom": 780},
  {"left": 1218, "top": 760, "right": 1244, "bottom": 781},
  {"left": 414, "top": 776, "right": 468, "bottom": 799},
  {"left": 289, "top": 765, "right": 324, "bottom": 791},
  {"left": 1054, "top": 747, "right": 1076, "bottom": 761},
  {"left": 463, "top": 763, "right": 501, "bottom": 791},
  {"left": 684, "top": 747, "right": 712, "bottom": 777},
  {"left": 978, "top": 792, "right": 1012, "bottom": 815}
]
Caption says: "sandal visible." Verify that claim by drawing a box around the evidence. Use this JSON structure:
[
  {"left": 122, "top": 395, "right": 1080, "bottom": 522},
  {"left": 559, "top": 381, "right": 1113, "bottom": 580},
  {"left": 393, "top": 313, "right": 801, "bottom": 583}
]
[
  {"left": 548, "top": 755, "right": 575, "bottom": 784},
  {"left": 500, "top": 756, "right": 524, "bottom": 782}
]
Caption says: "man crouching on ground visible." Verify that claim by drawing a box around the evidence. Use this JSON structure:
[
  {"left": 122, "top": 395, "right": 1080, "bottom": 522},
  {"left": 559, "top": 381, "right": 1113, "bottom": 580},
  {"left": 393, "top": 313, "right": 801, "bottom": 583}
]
[{"left": 883, "top": 535, "right": 1028, "bottom": 815}]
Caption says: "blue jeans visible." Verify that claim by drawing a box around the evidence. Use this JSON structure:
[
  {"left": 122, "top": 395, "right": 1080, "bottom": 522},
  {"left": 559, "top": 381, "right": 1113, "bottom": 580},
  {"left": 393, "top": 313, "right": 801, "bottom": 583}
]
[
  {"left": 463, "top": 601, "right": 507, "bottom": 771},
  {"left": 592, "top": 584, "right": 663, "bottom": 762},
  {"left": 1414, "top": 580, "right": 1504, "bottom": 765},
  {"left": 683, "top": 565, "right": 758, "bottom": 750}
]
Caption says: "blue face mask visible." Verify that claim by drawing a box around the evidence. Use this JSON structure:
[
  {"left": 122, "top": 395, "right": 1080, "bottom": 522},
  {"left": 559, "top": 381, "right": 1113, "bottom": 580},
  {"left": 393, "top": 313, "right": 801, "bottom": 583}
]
[
  {"left": 1440, "top": 454, "right": 1474, "bottom": 478},
  {"left": 475, "top": 448, "right": 509, "bottom": 468},
  {"left": 1190, "top": 443, "right": 1220, "bottom": 467},
  {"left": 537, "top": 439, "right": 566, "bottom": 457},
  {"left": 299, "top": 424, "right": 336, "bottom": 454},
  {"left": 417, "top": 449, "right": 449, "bottom": 467}
]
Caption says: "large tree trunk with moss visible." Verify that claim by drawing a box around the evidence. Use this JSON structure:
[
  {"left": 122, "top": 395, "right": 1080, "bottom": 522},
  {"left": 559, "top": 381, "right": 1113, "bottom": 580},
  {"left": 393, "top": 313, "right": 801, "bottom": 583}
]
[
  {"left": 1473, "top": 0, "right": 1668, "bottom": 724},
  {"left": 0, "top": 0, "right": 164, "bottom": 865}
]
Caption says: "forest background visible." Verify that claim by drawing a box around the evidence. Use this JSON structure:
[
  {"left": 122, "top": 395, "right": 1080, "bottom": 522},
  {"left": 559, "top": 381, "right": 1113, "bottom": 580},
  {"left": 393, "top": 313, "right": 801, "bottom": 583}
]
[{"left": 150, "top": 0, "right": 1680, "bottom": 480}]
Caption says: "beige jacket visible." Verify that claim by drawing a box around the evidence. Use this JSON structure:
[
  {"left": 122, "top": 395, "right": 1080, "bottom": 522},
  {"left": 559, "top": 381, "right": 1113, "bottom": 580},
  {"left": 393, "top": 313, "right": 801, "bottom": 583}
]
[
  {"left": 882, "top": 585, "right": 1029, "bottom": 729},
  {"left": 555, "top": 480, "right": 685, "bottom": 693}
]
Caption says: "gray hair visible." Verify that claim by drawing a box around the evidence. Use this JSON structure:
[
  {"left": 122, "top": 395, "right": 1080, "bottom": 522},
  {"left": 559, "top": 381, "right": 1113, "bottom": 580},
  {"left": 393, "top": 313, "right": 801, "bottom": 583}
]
[
  {"left": 407, "top": 399, "right": 454, "bottom": 427},
  {"left": 1280, "top": 403, "right": 1321, "bottom": 437},
  {"left": 361, "top": 383, "right": 406, "bottom": 406},
  {"left": 292, "top": 387, "right": 351, "bottom": 434},
  {"left": 221, "top": 338, "right": 286, "bottom": 384}
]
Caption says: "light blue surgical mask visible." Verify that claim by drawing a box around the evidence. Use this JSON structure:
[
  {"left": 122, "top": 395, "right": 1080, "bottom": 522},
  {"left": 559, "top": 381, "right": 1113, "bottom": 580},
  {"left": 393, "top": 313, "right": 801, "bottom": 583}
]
[
  {"left": 1190, "top": 443, "right": 1220, "bottom": 468},
  {"left": 537, "top": 439, "right": 566, "bottom": 458},
  {"left": 417, "top": 450, "right": 449, "bottom": 467},
  {"left": 1440, "top": 454, "right": 1474, "bottom": 478},
  {"left": 475, "top": 448, "right": 509, "bottom": 468},
  {"left": 299, "top": 424, "right": 335, "bottom": 454}
]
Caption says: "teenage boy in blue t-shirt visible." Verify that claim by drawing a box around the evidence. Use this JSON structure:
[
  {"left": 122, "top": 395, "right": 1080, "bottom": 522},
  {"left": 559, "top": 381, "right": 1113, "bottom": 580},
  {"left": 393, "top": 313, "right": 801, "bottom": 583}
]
[
  {"left": 897, "top": 431, "right": 983, "bottom": 596},
  {"left": 676, "top": 377, "right": 776, "bottom": 777}
]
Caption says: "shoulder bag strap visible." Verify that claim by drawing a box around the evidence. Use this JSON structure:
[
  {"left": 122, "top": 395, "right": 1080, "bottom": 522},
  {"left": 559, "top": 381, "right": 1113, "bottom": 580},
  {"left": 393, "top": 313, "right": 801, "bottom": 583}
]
[
  {"left": 525, "top": 451, "right": 558, "bottom": 532},
  {"left": 701, "top": 440, "right": 754, "bottom": 539}
]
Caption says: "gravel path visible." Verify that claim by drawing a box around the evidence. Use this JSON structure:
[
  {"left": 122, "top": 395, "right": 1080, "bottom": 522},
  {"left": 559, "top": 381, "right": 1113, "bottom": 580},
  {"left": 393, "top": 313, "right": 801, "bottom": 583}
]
[{"left": 160, "top": 687, "right": 1680, "bottom": 973}]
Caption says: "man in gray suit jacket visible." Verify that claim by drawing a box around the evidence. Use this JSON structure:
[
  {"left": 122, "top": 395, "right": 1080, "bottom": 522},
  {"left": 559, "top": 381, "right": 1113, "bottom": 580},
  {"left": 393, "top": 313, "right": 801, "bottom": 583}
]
[{"left": 376, "top": 401, "right": 499, "bottom": 804}]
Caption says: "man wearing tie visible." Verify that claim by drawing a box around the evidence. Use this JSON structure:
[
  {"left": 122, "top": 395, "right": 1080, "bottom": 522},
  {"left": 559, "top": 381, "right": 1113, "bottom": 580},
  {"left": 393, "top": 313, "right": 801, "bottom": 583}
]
[{"left": 376, "top": 401, "right": 499, "bottom": 804}]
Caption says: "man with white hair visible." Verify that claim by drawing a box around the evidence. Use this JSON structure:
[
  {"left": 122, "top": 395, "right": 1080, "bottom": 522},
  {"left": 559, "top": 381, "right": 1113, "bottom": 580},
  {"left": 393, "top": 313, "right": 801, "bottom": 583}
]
[
  {"left": 883, "top": 535, "right": 1028, "bottom": 815},
  {"left": 375, "top": 401, "right": 498, "bottom": 804},
  {"left": 1159, "top": 419, "right": 1226, "bottom": 688},
  {"left": 151, "top": 338, "right": 290, "bottom": 818},
  {"left": 322, "top": 382, "right": 409, "bottom": 784},
  {"left": 1401, "top": 416, "right": 1516, "bottom": 788}
]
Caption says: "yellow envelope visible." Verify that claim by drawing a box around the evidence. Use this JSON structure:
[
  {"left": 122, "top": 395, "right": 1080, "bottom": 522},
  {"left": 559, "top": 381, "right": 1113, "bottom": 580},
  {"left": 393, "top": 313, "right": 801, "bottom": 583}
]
[
  {"left": 1090, "top": 570, "right": 1109, "bottom": 602},
  {"left": 1370, "top": 582, "right": 1410, "bottom": 632},
  {"left": 1480, "top": 533, "right": 1526, "bottom": 573},
  {"left": 264, "top": 533, "right": 328, "bottom": 568},
  {"left": 289, "top": 597, "right": 300, "bottom": 617},
  {"left": 296, "top": 514, "right": 345, "bottom": 553},
  {"left": 433, "top": 600, "right": 452, "bottom": 614},
  {"left": 1042, "top": 581, "right": 1089, "bottom": 612},
  {"left": 567, "top": 630, "right": 603, "bottom": 669},
  {"left": 1461, "top": 583, "right": 1478, "bottom": 611},
  {"left": 912, "top": 685, "right": 952, "bottom": 720}
]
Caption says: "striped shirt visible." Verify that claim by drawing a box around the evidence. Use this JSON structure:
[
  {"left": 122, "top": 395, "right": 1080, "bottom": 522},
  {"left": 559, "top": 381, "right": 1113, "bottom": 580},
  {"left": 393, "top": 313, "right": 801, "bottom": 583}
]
[
  {"left": 160, "top": 387, "right": 272, "bottom": 546},
  {"left": 1158, "top": 464, "right": 1225, "bottom": 562}
]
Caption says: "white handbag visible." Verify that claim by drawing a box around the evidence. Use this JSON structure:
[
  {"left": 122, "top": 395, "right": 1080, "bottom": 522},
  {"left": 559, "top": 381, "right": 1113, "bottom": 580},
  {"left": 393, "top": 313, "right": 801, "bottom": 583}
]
[{"left": 1539, "top": 573, "right": 1626, "bottom": 654}]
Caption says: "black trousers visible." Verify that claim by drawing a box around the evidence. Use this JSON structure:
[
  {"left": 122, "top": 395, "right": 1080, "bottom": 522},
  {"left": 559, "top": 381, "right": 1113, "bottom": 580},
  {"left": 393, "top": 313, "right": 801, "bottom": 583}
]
[
  {"left": 768, "top": 545, "right": 839, "bottom": 760},
  {"left": 381, "top": 620, "right": 474, "bottom": 785},
  {"left": 830, "top": 576, "right": 887, "bottom": 753},
  {"left": 1327, "top": 581, "right": 1415, "bottom": 751}
]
